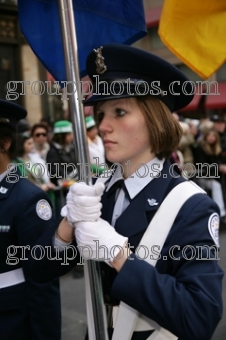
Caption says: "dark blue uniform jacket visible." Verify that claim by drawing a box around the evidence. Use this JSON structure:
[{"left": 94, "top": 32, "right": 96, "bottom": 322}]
[
  {"left": 0, "top": 171, "right": 61, "bottom": 340},
  {"left": 31, "top": 160, "right": 224, "bottom": 340}
]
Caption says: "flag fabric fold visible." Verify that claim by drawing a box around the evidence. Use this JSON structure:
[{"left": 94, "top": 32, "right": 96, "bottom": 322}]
[
  {"left": 158, "top": 0, "right": 226, "bottom": 79},
  {"left": 18, "top": 0, "right": 147, "bottom": 81}
]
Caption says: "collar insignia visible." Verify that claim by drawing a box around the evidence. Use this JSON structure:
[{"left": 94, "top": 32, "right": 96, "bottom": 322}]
[
  {"left": 0, "top": 186, "right": 8, "bottom": 194},
  {"left": 93, "top": 46, "right": 107, "bottom": 74},
  {"left": 147, "top": 198, "right": 158, "bottom": 206}
]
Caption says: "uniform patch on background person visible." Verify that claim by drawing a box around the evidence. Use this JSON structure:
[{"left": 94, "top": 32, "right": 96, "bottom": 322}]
[
  {"left": 36, "top": 199, "right": 52, "bottom": 220},
  {"left": 208, "top": 213, "right": 220, "bottom": 248}
]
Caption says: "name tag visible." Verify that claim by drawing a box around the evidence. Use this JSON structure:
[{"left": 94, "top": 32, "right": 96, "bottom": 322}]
[{"left": 0, "top": 225, "right": 10, "bottom": 232}]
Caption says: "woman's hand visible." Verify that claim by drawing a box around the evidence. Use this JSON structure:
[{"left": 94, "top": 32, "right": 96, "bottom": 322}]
[
  {"left": 75, "top": 218, "right": 128, "bottom": 269},
  {"left": 61, "top": 181, "right": 105, "bottom": 227}
]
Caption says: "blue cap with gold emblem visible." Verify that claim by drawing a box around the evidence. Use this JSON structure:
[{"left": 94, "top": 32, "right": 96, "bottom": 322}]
[
  {"left": 0, "top": 99, "right": 27, "bottom": 130},
  {"left": 84, "top": 44, "right": 194, "bottom": 112}
]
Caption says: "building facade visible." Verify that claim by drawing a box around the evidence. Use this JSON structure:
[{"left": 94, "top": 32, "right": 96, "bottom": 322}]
[{"left": 0, "top": 0, "right": 64, "bottom": 125}]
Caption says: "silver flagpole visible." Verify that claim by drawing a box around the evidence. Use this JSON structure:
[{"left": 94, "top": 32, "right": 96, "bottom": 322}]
[{"left": 58, "top": 1, "right": 109, "bottom": 339}]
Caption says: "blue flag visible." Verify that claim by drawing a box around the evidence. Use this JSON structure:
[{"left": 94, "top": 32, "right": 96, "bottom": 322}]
[{"left": 18, "top": 0, "right": 147, "bottom": 81}]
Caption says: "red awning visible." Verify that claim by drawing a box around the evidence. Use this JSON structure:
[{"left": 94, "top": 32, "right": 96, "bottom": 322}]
[
  {"left": 205, "top": 82, "right": 226, "bottom": 109},
  {"left": 145, "top": 7, "right": 162, "bottom": 28},
  {"left": 47, "top": 72, "right": 55, "bottom": 82},
  {"left": 179, "top": 87, "right": 203, "bottom": 112}
]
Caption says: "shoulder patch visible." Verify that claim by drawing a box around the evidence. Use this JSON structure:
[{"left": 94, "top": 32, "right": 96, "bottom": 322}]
[
  {"left": 36, "top": 199, "right": 52, "bottom": 221},
  {"left": 208, "top": 213, "right": 220, "bottom": 248}
]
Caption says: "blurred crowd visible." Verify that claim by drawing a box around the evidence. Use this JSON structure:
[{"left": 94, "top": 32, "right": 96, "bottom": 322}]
[
  {"left": 171, "top": 113, "right": 226, "bottom": 225},
  {"left": 14, "top": 114, "right": 105, "bottom": 222},
  {"left": 14, "top": 111, "right": 226, "bottom": 227}
]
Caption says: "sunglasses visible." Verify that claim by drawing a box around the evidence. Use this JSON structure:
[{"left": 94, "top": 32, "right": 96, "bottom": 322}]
[{"left": 34, "top": 133, "right": 47, "bottom": 138}]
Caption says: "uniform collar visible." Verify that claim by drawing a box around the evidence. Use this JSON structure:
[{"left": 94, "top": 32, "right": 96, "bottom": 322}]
[
  {"left": 105, "top": 157, "right": 164, "bottom": 199},
  {"left": 52, "top": 142, "right": 71, "bottom": 153},
  {"left": 0, "top": 164, "right": 16, "bottom": 182},
  {"left": 0, "top": 165, "right": 19, "bottom": 199},
  {"left": 101, "top": 159, "right": 183, "bottom": 240}
]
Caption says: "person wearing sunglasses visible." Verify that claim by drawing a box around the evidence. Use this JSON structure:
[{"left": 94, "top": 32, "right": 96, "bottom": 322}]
[{"left": 31, "top": 123, "right": 50, "bottom": 161}]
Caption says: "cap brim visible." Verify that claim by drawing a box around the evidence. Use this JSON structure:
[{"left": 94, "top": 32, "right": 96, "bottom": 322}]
[{"left": 84, "top": 93, "right": 134, "bottom": 106}]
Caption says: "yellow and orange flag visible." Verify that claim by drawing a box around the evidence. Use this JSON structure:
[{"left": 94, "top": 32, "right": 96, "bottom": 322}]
[{"left": 159, "top": 0, "right": 226, "bottom": 79}]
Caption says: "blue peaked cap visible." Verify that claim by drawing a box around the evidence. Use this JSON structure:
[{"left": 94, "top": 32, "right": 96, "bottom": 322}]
[
  {"left": 0, "top": 99, "right": 27, "bottom": 130},
  {"left": 84, "top": 44, "right": 195, "bottom": 112}
]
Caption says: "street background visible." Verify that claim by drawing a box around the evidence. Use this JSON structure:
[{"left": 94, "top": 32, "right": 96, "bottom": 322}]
[{"left": 60, "top": 229, "right": 226, "bottom": 340}]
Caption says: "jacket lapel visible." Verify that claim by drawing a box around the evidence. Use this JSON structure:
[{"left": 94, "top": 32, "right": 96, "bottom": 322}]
[
  {"left": 101, "top": 178, "right": 117, "bottom": 223},
  {"left": 114, "top": 160, "right": 180, "bottom": 240},
  {"left": 100, "top": 160, "right": 183, "bottom": 245}
]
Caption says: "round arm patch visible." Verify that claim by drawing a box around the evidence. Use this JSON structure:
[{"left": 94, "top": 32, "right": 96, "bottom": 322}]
[
  {"left": 36, "top": 199, "right": 52, "bottom": 220},
  {"left": 208, "top": 213, "right": 220, "bottom": 248}
]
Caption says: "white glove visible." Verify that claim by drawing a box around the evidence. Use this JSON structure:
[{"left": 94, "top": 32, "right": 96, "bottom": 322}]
[
  {"left": 75, "top": 218, "right": 128, "bottom": 262},
  {"left": 61, "top": 181, "right": 105, "bottom": 227}
]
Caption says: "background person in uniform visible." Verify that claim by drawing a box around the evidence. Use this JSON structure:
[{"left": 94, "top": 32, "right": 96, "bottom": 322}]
[
  {"left": 0, "top": 99, "right": 61, "bottom": 340},
  {"left": 31, "top": 45, "right": 223, "bottom": 340}
]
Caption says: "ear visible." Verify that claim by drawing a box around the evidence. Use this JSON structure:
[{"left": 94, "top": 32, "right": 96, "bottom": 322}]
[{"left": 2, "top": 138, "right": 12, "bottom": 152}]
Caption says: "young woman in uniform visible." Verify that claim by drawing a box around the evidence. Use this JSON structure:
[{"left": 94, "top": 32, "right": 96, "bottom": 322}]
[{"left": 34, "top": 44, "right": 223, "bottom": 340}]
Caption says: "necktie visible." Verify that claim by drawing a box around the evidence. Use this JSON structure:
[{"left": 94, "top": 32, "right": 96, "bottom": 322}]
[
  {"left": 106, "top": 179, "right": 124, "bottom": 197},
  {"left": 110, "top": 180, "right": 131, "bottom": 227},
  {"left": 107, "top": 179, "right": 131, "bottom": 202}
]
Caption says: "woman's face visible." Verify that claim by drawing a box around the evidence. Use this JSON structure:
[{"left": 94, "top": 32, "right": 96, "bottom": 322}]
[
  {"left": 97, "top": 98, "right": 153, "bottom": 165},
  {"left": 206, "top": 132, "right": 217, "bottom": 145},
  {"left": 24, "top": 138, "right": 34, "bottom": 154}
]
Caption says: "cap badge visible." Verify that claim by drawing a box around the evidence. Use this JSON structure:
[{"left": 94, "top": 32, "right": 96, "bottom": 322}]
[{"left": 93, "top": 46, "right": 107, "bottom": 74}]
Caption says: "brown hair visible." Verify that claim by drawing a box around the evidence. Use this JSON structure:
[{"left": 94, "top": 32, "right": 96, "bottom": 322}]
[
  {"left": 31, "top": 123, "right": 48, "bottom": 136},
  {"left": 94, "top": 96, "right": 182, "bottom": 159},
  {"left": 200, "top": 129, "right": 221, "bottom": 156},
  {"left": 0, "top": 126, "right": 17, "bottom": 160},
  {"left": 15, "top": 132, "right": 32, "bottom": 158},
  {"left": 52, "top": 133, "right": 69, "bottom": 147}
]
